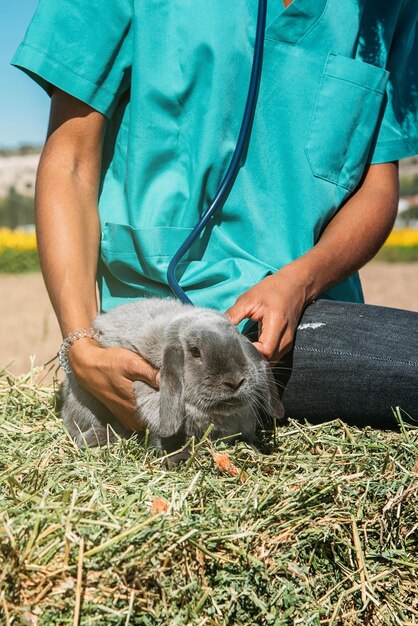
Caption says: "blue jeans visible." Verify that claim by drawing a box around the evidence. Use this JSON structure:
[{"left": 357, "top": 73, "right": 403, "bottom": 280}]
[{"left": 245, "top": 300, "right": 418, "bottom": 429}]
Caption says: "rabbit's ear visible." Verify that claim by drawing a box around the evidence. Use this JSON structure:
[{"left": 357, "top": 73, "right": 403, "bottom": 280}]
[{"left": 159, "top": 327, "right": 185, "bottom": 437}]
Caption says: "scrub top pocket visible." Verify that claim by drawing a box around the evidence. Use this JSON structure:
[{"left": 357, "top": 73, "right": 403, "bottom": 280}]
[
  {"left": 99, "top": 222, "right": 271, "bottom": 311},
  {"left": 304, "top": 53, "right": 389, "bottom": 191},
  {"left": 101, "top": 223, "right": 195, "bottom": 284}
]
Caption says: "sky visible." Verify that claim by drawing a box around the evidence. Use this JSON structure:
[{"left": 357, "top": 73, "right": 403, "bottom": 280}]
[{"left": 0, "top": 0, "right": 49, "bottom": 149}]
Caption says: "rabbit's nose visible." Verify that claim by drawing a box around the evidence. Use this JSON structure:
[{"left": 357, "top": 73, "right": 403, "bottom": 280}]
[{"left": 223, "top": 377, "right": 245, "bottom": 391}]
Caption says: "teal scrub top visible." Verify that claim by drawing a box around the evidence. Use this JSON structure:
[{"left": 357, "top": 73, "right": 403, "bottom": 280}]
[{"left": 12, "top": 0, "right": 418, "bottom": 313}]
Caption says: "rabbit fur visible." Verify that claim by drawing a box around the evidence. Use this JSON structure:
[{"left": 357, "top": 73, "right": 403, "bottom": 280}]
[{"left": 60, "top": 298, "right": 283, "bottom": 462}]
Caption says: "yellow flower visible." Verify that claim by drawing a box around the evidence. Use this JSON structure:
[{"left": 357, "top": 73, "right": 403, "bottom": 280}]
[
  {"left": 0, "top": 228, "right": 37, "bottom": 253},
  {"left": 384, "top": 229, "right": 418, "bottom": 248},
  {"left": 1, "top": 226, "right": 417, "bottom": 257}
]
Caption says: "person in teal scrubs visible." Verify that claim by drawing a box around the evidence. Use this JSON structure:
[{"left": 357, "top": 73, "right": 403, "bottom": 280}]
[{"left": 11, "top": 0, "right": 418, "bottom": 428}]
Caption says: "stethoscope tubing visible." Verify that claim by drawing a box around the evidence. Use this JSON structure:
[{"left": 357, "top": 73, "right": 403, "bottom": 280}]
[{"left": 166, "top": 0, "right": 268, "bottom": 304}]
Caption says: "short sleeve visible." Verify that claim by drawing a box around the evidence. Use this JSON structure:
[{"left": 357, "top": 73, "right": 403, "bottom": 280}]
[
  {"left": 370, "top": 2, "right": 418, "bottom": 164},
  {"left": 10, "top": 0, "right": 132, "bottom": 119}
]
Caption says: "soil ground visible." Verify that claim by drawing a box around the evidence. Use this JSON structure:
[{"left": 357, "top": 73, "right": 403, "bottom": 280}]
[{"left": 1, "top": 262, "right": 417, "bottom": 376}]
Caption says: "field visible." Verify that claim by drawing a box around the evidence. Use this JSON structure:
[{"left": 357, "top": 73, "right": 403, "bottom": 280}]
[{"left": 1, "top": 266, "right": 417, "bottom": 625}]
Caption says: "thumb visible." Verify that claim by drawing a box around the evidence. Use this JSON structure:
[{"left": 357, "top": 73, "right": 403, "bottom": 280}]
[
  {"left": 224, "top": 299, "right": 251, "bottom": 326},
  {"left": 125, "top": 354, "right": 160, "bottom": 388}
]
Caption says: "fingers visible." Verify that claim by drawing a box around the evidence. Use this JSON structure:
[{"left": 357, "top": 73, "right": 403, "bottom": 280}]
[
  {"left": 69, "top": 342, "right": 159, "bottom": 432},
  {"left": 102, "top": 394, "right": 137, "bottom": 432},
  {"left": 122, "top": 352, "right": 160, "bottom": 388},
  {"left": 225, "top": 295, "right": 295, "bottom": 362},
  {"left": 254, "top": 313, "right": 295, "bottom": 362},
  {"left": 224, "top": 296, "right": 256, "bottom": 326},
  {"left": 98, "top": 369, "right": 151, "bottom": 433},
  {"left": 255, "top": 312, "right": 284, "bottom": 362}
]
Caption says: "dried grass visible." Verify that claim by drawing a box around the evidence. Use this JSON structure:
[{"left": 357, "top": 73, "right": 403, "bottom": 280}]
[{"left": 0, "top": 368, "right": 417, "bottom": 625}]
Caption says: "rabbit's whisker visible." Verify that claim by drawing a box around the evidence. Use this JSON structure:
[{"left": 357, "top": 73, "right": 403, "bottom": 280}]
[
  {"left": 248, "top": 397, "right": 268, "bottom": 429},
  {"left": 251, "top": 389, "right": 281, "bottom": 420},
  {"left": 251, "top": 364, "right": 287, "bottom": 391}
]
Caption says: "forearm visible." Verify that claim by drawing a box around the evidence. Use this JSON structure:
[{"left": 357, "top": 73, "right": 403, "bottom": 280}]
[
  {"left": 34, "top": 90, "right": 159, "bottom": 434},
  {"left": 35, "top": 90, "right": 105, "bottom": 338},
  {"left": 36, "top": 147, "right": 100, "bottom": 337},
  {"left": 282, "top": 162, "right": 399, "bottom": 302}
]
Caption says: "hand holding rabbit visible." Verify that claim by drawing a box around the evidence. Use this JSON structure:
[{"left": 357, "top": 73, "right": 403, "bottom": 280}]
[{"left": 68, "top": 338, "right": 160, "bottom": 432}]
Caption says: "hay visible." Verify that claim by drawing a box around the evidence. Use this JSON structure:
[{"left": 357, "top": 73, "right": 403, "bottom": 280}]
[{"left": 0, "top": 369, "right": 417, "bottom": 625}]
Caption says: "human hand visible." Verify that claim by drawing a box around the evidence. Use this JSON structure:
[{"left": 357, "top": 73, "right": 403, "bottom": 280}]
[
  {"left": 68, "top": 338, "right": 160, "bottom": 432},
  {"left": 225, "top": 267, "right": 312, "bottom": 362}
]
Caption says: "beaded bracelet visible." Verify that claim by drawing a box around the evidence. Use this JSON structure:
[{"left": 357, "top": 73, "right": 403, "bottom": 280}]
[{"left": 58, "top": 327, "right": 101, "bottom": 374}]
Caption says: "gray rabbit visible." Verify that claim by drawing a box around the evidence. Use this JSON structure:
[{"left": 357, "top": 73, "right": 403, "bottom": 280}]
[{"left": 59, "top": 298, "right": 283, "bottom": 462}]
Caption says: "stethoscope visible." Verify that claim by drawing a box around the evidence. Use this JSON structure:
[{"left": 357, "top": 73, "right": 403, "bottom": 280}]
[{"left": 167, "top": 0, "right": 268, "bottom": 304}]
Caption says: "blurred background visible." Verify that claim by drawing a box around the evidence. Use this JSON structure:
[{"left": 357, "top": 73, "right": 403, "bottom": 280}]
[{"left": 1, "top": 1, "right": 418, "bottom": 375}]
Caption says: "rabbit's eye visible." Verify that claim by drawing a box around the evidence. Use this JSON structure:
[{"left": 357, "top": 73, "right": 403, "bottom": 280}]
[{"left": 189, "top": 346, "right": 201, "bottom": 358}]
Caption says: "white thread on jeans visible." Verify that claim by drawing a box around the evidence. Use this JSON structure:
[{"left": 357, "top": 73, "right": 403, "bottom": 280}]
[
  {"left": 295, "top": 346, "right": 418, "bottom": 368},
  {"left": 297, "top": 322, "right": 326, "bottom": 330}
]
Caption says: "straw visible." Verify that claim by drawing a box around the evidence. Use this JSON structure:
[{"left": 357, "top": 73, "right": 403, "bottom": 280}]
[{"left": 0, "top": 368, "right": 417, "bottom": 624}]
